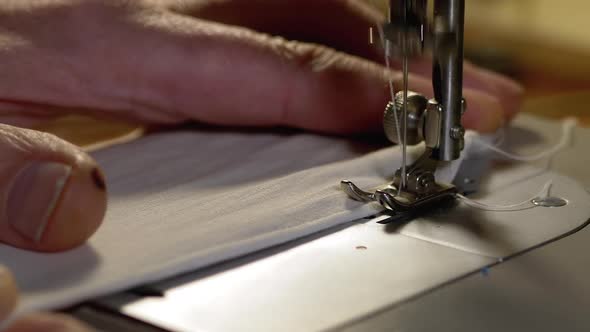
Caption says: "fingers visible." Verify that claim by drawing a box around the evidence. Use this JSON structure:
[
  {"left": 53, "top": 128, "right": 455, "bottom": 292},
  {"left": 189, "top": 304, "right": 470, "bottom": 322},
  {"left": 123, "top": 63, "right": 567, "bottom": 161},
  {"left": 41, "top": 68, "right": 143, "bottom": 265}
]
[
  {"left": 462, "top": 88, "right": 505, "bottom": 133},
  {"left": 463, "top": 62, "right": 524, "bottom": 121},
  {"left": 5, "top": 313, "right": 94, "bottom": 332},
  {"left": 0, "top": 124, "right": 107, "bottom": 252},
  {"left": 135, "top": 2, "right": 522, "bottom": 131},
  {"left": 0, "top": 1, "right": 516, "bottom": 135},
  {"left": 185, "top": 0, "right": 524, "bottom": 122},
  {"left": 165, "top": 0, "right": 385, "bottom": 63},
  {"left": 0, "top": 266, "right": 18, "bottom": 323},
  {"left": 130, "top": 15, "right": 416, "bottom": 132},
  {"left": 119, "top": 14, "right": 504, "bottom": 133}
]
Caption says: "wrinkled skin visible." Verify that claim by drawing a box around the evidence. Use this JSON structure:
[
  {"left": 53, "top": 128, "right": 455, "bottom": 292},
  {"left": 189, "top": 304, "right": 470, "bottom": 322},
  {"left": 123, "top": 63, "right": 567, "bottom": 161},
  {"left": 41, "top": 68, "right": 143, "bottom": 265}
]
[{"left": 0, "top": 0, "right": 523, "bottom": 330}]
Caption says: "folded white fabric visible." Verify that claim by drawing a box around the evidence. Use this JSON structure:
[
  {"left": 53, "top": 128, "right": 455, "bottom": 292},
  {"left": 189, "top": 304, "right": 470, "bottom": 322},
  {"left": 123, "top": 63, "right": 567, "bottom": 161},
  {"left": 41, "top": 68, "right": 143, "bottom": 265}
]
[
  {"left": 0, "top": 128, "right": 465, "bottom": 316},
  {"left": 1, "top": 120, "right": 588, "bottom": 321}
]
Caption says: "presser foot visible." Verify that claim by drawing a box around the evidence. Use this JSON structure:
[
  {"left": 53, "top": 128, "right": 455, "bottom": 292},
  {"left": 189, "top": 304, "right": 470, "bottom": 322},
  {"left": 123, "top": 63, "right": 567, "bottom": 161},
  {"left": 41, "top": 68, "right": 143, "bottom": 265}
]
[
  {"left": 340, "top": 180, "right": 457, "bottom": 213},
  {"left": 341, "top": 148, "right": 458, "bottom": 213}
]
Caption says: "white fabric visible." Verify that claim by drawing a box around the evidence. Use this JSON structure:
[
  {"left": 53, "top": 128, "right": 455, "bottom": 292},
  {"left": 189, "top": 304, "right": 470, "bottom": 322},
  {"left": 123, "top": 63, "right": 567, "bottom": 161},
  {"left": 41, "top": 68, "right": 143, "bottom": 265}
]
[
  {"left": 115, "top": 161, "right": 590, "bottom": 332},
  {"left": 0, "top": 129, "right": 464, "bottom": 317},
  {"left": 1, "top": 116, "right": 588, "bottom": 321}
]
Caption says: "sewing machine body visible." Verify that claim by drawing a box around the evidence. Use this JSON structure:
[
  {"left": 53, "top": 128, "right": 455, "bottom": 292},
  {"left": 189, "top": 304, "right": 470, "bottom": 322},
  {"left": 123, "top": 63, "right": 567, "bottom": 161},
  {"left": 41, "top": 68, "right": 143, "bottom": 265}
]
[
  {"left": 66, "top": 119, "right": 590, "bottom": 330},
  {"left": 68, "top": 193, "right": 590, "bottom": 332},
  {"left": 64, "top": 1, "right": 590, "bottom": 330}
]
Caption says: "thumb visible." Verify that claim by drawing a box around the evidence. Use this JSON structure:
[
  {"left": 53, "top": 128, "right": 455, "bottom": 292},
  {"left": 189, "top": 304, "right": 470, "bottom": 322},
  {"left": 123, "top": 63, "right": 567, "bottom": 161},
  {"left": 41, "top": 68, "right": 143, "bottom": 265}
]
[
  {"left": 0, "top": 124, "right": 107, "bottom": 252},
  {"left": 0, "top": 266, "right": 18, "bottom": 323}
]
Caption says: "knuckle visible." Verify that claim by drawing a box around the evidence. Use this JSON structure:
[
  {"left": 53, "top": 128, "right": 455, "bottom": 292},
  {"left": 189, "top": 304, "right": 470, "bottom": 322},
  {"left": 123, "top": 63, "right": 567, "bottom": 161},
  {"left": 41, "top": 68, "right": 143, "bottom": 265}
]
[
  {"left": 0, "top": 124, "right": 38, "bottom": 155},
  {"left": 0, "top": 124, "right": 81, "bottom": 164},
  {"left": 275, "top": 39, "right": 342, "bottom": 73}
]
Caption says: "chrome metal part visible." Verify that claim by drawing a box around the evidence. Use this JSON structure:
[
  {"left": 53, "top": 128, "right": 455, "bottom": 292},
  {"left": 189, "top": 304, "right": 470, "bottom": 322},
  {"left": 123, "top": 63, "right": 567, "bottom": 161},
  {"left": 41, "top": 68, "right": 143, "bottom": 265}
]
[
  {"left": 383, "top": 0, "right": 428, "bottom": 57},
  {"left": 450, "top": 126, "right": 465, "bottom": 140},
  {"left": 341, "top": 0, "right": 467, "bottom": 213},
  {"left": 341, "top": 148, "right": 458, "bottom": 212},
  {"left": 341, "top": 180, "right": 456, "bottom": 213},
  {"left": 432, "top": 0, "right": 466, "bottom": 161},
  {"left": 424, "top": 100, "right": 442, "bottom": 148},
  {"left": 383, "top": 0, "right": 467, "bottom": 161},
  {"left": 383, "top": 91, "right": 445, "bottom": 150},
  {"left": 384, "top": 92, "right": 428, "bottom": 145}
]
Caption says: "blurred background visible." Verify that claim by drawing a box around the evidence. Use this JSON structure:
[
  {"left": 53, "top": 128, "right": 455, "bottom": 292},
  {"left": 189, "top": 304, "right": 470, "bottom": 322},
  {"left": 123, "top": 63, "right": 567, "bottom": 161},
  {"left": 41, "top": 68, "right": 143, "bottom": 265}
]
[
  {"left": 42, "top": 0, "right": 590, "bottom": 146},
  {"left": 464, "top": 0, "right": 590, "bottom": 126},
  {"left": 370, "top": 0, "right": 590, "bottom": 124}
]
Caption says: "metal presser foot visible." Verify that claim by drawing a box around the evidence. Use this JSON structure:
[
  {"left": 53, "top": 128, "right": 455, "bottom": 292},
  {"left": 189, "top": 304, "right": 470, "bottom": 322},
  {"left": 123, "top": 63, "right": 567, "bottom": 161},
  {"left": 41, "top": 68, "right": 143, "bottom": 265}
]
[
  {"left": 340, "top": 180, "right": 456, "bottom": 213},
  {"left": 340, "top": 91, "right": 465, "bottom": 213},
  {"left": 340, "top": 151, "right": 457, "bottom": 213}
]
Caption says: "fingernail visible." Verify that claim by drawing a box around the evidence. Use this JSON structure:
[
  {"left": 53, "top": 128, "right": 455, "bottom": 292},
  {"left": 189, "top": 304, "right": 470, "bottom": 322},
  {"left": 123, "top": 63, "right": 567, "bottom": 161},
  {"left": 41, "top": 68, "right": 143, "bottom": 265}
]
[{"left": 7, "top": 162, "right": 72, "bottom": 243}]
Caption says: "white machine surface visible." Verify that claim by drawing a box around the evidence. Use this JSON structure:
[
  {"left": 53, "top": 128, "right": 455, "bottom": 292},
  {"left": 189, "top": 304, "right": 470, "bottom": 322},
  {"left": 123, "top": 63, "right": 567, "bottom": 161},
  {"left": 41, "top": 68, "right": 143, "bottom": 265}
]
[
  {"left": 95, "top": 170, "right": 589, "bottom": 332},
  {"left": 67, "top": 115, "right": 590, "bottom": 332}
]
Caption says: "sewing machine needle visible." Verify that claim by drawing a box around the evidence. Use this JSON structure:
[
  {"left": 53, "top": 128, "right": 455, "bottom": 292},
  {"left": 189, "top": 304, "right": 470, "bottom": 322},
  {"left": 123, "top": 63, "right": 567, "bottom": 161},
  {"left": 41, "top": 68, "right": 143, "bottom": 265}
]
[{"left": 401, "top": 2, "right": 409, "bottom": 190}]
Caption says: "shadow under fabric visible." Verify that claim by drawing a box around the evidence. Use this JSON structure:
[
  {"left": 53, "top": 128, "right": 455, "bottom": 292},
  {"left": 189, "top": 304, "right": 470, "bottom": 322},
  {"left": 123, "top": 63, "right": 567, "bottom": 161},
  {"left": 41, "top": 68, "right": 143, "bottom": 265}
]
[{"left": 0, "top": 115, "right": 588, "bottom": 325}]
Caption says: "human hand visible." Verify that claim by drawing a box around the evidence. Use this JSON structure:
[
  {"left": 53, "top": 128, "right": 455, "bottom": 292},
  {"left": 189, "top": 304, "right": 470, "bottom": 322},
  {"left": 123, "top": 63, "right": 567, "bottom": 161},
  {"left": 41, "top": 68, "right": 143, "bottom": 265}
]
[
  {"left": 0, "top": 0, "right": 523, "bottom": 250},
  {"left": 0, "top": 266, "right": 93, "bottom": 331}
]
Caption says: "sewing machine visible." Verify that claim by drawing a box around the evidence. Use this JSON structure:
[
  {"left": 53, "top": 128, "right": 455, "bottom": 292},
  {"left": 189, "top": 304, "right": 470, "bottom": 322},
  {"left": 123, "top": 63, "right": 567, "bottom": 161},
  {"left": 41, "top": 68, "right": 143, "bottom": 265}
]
[
  {"left": 342, "top": 0, "right": 468, "bottom": 213},
  {"left": 63, "top": 1, "right": 590, "bottom": 331}
]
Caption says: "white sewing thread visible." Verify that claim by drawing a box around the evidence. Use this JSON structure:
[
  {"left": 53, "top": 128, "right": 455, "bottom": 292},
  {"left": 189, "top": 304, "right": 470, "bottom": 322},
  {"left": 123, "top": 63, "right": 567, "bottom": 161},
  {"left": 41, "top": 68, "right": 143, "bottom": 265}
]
[
  {"left": 377, "top": 23, "right": 406, "bottom": 192},
  {"left": 458, "top": 117, "right": 577, "bottom": 212},
  {"left": 456, "top": 181, "right": 553, "bottom": 212},
  {"left": 473, "top": 118, "right": 577, "bottom": 162}
]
